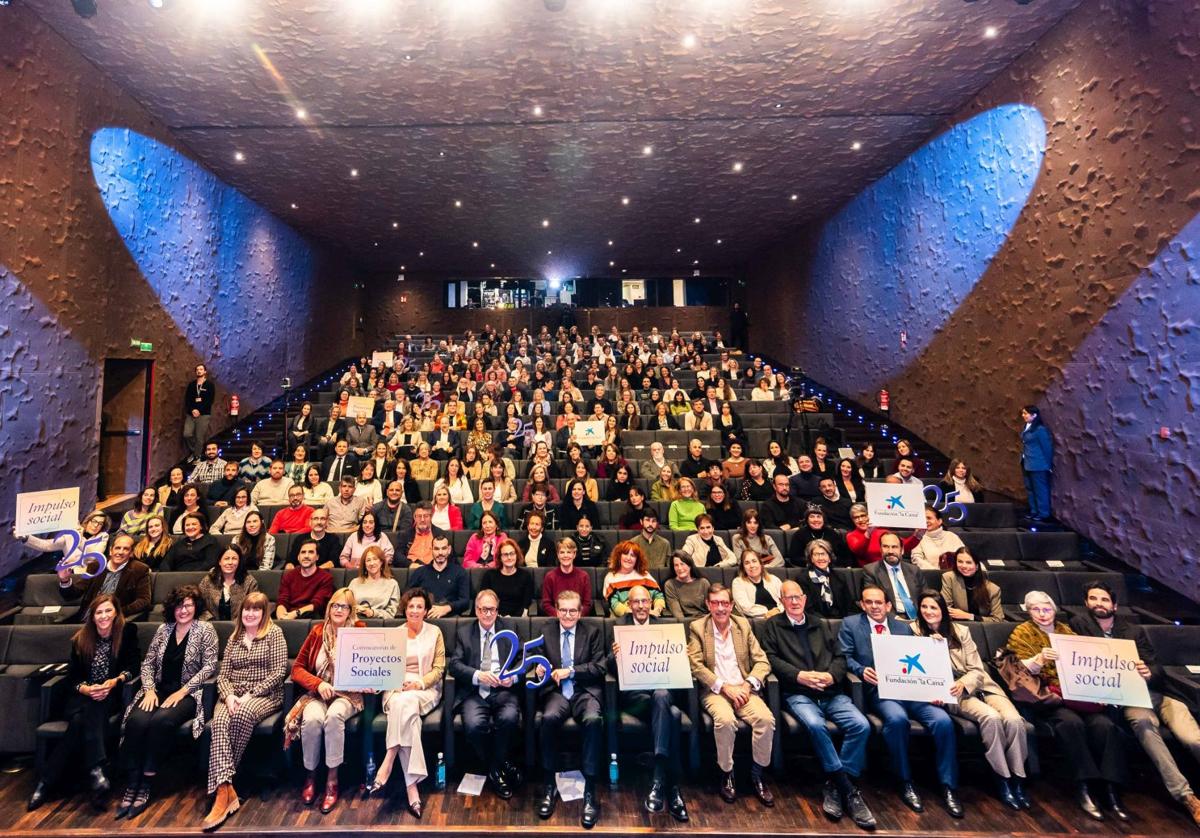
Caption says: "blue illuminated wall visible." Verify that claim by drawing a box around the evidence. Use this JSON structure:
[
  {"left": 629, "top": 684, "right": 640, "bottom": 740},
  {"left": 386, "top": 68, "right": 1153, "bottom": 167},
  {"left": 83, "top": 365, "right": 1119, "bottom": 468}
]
[
  {"left": 800, "top": 104, "right": 1046, "bottom": 393},
  {"left": 90, "top": 127, "right": 320, "bottom": 408},
  {"left": 1043, "top": 213, "right": 1200, "bottom": 593}
]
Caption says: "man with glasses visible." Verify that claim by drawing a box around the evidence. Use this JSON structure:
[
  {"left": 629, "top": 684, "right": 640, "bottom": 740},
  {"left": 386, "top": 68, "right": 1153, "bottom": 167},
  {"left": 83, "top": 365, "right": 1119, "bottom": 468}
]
[
  {"left": 448, "top": 589, "right": 524, "bottom": 799},
  {"left": 533, "top": 590, "right": 604, "bottom": 828},
  {"left": 687, "top": 583, "right": 775, "bottom": 807},
  {"left": 760, "top": 581, "right": 876, "bottom": 828},
  {"left": 608, "top": 585, "right": 688, "bottom": 821}
]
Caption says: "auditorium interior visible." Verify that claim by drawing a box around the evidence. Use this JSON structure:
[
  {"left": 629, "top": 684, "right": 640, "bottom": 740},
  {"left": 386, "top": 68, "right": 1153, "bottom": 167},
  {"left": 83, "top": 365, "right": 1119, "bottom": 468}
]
[{"left": 1, "top": 0, "right": 1199, "bottom": 836}]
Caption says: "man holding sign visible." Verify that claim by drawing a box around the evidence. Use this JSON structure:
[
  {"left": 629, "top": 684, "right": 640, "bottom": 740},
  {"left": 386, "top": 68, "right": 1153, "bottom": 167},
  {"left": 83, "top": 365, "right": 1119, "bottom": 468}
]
[
  {"left": 448, "top": 590, "right": 523, "bottom": 800},
  {"left": 1069, "top": 581, "right": 1200, "bottom": 826},
  {"left": 607, "top": 586, "right": 689, "bottom": 822},
  {"left": 838, "top": 584, "right": 963, "bottom": 818}
]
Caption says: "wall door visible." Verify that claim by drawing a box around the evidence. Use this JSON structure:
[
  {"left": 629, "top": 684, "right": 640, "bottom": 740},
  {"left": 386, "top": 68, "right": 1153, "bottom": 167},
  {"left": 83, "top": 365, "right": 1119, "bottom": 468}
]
[{"left": 98, "top": 358, "right": 153, "bottom": 500}]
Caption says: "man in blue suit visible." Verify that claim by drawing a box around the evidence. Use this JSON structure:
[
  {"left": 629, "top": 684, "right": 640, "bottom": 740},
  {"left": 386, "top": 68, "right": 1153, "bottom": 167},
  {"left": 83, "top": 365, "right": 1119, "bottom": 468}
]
[{"left": 838, "top": 583, "right": 964, "bottom": 819}]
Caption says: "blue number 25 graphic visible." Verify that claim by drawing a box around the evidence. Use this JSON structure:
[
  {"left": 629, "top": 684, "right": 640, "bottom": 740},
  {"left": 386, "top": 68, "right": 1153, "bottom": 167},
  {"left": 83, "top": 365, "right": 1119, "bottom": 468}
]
[
  {"left": 54, "top": 530, "right": 107, "bottom": 579},
  {"left": 489, "top": 630, "right": 552, "bottom": 688}
]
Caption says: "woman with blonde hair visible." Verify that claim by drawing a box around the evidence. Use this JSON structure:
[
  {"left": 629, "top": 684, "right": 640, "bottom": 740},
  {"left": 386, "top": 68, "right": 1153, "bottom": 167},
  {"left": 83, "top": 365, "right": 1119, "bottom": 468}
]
[
  {"left": 731, "top": 550, "right": 783, "bottom": 619},
  {"left": 285, "top": 588, "right": 366, "bottom": 813},
  {"left": 201, "top": 591, "right": 288, "bottom": 831},
  {"left": 132, "top": 514, "right": 173, "bottom": 569}
]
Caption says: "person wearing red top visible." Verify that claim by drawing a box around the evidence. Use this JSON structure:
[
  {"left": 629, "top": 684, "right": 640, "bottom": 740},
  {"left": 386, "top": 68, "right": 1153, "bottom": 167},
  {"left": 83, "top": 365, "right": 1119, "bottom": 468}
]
[
  {"left": 277, "top": 540, "right": 335, "bottom": 619},
  {"left": 285, "top": 588, "right": 365, "bottom": 813},
  {"left": 845, "top": 503, "right": 921, "bottom": 567},
  {"left": 270, "top": 486, "right": 315, "bottom": 534},
  {"left": 540, "top": 538, "right": 594, "bottom": 617}
]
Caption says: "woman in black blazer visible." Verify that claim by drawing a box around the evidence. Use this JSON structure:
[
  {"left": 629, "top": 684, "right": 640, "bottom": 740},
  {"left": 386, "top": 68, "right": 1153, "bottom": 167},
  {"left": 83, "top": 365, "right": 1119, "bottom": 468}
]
[
  {"left": 796, "top": 539, "right": 858, "bottom": 619},
  {"left": 645, "top": 401, "right": 679, "bottom": 431},
  {"left": 28, "top": 594, "right": 140, "bottom": 811},
  {"left": 286, "top": 401, "right": 316, "bottom": 456}
]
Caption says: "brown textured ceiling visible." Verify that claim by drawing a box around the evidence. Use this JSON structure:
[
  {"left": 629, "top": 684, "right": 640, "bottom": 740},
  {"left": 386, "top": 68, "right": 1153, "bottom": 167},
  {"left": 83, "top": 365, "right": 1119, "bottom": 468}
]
[{"left": 22, "top": 0, "right": 1082, "bottom": 277}]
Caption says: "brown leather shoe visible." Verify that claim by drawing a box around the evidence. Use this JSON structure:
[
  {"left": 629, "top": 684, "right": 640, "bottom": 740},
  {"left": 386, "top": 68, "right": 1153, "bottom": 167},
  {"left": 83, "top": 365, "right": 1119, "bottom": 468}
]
[
  {"left": 320, "top": 776, "right": 339, "bottom": 815},
  {"left": 1183, "top": 793, "right": 1200, "bottom": 828},
  {"left": 301, "top": 771, "right": 318, "bottom": 806},
  {"left": 202, "top": 783, "right": 240, "bottom": 832},
  {"left": 718, "top": 771, "right": 737, "bottom": 804},
  {"left": 752, "top": 776, "right": 775, "bottom": 807}
]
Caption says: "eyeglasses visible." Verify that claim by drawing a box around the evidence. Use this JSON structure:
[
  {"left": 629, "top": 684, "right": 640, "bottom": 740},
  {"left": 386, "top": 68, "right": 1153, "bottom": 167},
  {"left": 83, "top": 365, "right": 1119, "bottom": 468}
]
[
  {"left": 329, "top": 603, "right": 351, "bottom": 612},
  {"left": 558, "top": 607, "right": 581, "bottom": 615},
  {"left": 476, "top": 606, "right": 498, "bottom": 614}
]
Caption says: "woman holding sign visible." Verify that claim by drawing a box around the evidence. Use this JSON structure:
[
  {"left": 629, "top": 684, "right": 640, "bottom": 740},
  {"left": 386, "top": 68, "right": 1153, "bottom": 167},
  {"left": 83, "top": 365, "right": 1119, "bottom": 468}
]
[
  {"left": 912, "top": 592, "right": 1029, "bottom": 810},
  {"left": 1006, "top": 591, "right": 1130, "bottom": 821},
  {"left": 16, "top": 508, "right": 111, "bottom": 575},
  {"left": 367, "top": 588, "right": 445, "bottom": 819},
  {"left": 285, "top": 588, "right": 365, "bottom": 814}
]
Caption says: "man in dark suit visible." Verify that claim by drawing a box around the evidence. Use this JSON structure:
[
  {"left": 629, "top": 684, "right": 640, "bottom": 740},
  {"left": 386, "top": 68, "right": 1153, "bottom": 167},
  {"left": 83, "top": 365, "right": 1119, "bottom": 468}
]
[
  {"left": 759, "top": 581, "right": 875, "bottom": 829},
  {"left": 817, "top": 478, "right": 854, "bottom": 530},
  {"left": 315, "top": 404, "right": 347, "bottom": 460},
  {"left": 320, "top": 438, "right": 359, "bottom": 485},
  {"left": 448, "top": 589, "right": 524, "bottom": 799},
  {"left": 838, "top": 583, "right": 962, "bottom": 818},
  {"left": 427, "top": 415, "right": 461, "bottom": 461},
  {"left": 533, "top": 590, "right": 604, "bottom": 828},
  {"left": 607, "top": 585, "right": 689, "bottom": 822},
  {"left": 57, "top": 533, "right": 151, "bottom": 621},
  {"left": 861, "top": 532, "right": 924, "bottom": 621}
]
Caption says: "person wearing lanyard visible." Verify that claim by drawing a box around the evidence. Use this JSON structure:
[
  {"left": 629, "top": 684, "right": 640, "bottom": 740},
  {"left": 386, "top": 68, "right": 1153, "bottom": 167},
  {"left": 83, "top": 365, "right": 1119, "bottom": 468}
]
[
  {"left": 183, "top": 364, "right": 214, "bottom": 463},
  {"left": 838, "top": 584, "right": 963, "bottom": 819}
]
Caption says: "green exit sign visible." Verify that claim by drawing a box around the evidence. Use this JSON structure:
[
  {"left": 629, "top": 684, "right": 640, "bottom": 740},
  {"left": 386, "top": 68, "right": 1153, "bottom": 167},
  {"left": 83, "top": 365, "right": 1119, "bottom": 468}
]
[{"left": 139, "top": 342, "right": 153, "bottom": 352}]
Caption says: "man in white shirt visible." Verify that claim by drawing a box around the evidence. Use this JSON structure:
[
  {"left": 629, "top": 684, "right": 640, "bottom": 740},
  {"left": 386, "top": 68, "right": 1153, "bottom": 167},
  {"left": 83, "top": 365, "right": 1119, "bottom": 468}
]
[
  {"left": 890, "top": 458, "right": 923, "bottom": 486},
  {"left": 686, "top": 584, "right": 775, "bottom": 806},
  {"left": 250, "top": 459, "right": 294, "bottom": 506}
]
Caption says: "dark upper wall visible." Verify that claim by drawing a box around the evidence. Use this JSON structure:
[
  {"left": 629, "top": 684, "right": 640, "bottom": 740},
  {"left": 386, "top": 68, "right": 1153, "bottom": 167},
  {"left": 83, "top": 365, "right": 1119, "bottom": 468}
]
[
  {"left": 361, "top": 275, "right": 731, "bottom": 349},
  {"left": 744, "top": 0, "right": 1200, "bottom": 597},
  {"left": 0, "top": 6, "right": 359, "bottom": 573}
]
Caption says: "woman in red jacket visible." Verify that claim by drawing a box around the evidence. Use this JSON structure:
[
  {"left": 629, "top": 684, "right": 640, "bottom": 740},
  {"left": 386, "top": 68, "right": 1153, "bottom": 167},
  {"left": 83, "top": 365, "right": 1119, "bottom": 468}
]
[
  {"left": 283, "top": 588, "right": 365, "bottom": 814},
  {"left": 845, "top": 503, "right": 921, "bottom": 567}
]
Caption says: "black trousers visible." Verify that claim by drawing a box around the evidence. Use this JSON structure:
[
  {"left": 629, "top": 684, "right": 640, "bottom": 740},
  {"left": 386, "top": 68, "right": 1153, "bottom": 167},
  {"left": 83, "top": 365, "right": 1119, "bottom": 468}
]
[
  {"left": 461, "top": 689, "right": 521, "bottom": 773},
  {"left": 1031, "top": 704, "right": 1129, "bottom": 784},
  {"left": 623, "top": 689, "right": 682, "bottom": 780},
  {"left": 120, "top": 695, "right": 197, "bottom": 774},
  {"left": 540, "top": 690, "right": 602, "bottom": 779},
  {"left": 42, "top": 691, "right": 121, "bottom": 787}
]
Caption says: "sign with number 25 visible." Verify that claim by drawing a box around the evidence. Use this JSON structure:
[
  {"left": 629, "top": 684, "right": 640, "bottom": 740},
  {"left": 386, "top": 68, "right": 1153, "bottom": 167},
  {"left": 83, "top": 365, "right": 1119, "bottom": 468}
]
[
  {"left": 490, "top": 630, "right": 552, "bottom": 688},
  {"left": 54, "top": 531, "right": 108, "bottom": 579}
]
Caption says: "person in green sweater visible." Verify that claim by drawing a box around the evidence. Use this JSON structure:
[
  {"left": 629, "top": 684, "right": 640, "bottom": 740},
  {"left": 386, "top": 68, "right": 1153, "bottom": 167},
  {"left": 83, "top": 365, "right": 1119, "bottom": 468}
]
[{"left": 669, "top": 478, "right": 705, "bottom": 531}]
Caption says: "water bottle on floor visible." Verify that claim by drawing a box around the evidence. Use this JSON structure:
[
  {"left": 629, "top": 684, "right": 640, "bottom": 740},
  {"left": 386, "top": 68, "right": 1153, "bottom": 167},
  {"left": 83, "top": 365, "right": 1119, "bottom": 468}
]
[
  {"left": 608, "top": 753, "right": 619, "bottom": 789},
  {"left": 435, "top": 752, "right": 446, "bottom": 790}
]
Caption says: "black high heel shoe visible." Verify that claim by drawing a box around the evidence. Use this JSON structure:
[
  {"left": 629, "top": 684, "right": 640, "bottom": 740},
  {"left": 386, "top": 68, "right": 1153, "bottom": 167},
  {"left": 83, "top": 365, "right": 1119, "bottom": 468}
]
[{"left": 407, "top": 797, "right": 423, "bottom": 819}]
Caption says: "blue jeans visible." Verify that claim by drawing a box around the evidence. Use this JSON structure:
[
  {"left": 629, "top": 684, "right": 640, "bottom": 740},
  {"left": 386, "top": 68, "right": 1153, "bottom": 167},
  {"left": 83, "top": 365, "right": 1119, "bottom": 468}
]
[
  {"left": 785, "top": 693, "right": 870, "bottom": 777},
  {"left": 1023, "top": 469, "right": 1052, "bottom": 519},
  {"left": 870, "top": 697, "right": 958, "bottom": 788}
]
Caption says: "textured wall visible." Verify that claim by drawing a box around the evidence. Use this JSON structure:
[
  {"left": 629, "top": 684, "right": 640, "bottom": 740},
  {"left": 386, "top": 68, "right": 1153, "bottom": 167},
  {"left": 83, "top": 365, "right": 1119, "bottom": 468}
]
[
  {"left": 745, "top": 0, "right": 1200, "bottom": 598},
  {"left": 0, "top": 6, "right": 358, "bottom": 575},
  {"left": 362, "top": 275, "right": 729, "bottom": 348}
]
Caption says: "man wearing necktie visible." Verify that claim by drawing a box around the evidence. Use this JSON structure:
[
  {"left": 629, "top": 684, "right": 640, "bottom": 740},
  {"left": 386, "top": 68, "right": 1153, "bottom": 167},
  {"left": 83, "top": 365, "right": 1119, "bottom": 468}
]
[
  {"left": 862, "top": 533, "right": 923, "bottom": 620},
  {"left": 321, "top": 439, "right": 359, "bottom": 485},
  {"left": 838, "top": 583, "right": 963, "bottom": 819},
  {"left": 533, "top": 590, "right": 604, "bottom": 828},
  {"left": 448, "top": 590, "right": 523, "bottom": 799}
]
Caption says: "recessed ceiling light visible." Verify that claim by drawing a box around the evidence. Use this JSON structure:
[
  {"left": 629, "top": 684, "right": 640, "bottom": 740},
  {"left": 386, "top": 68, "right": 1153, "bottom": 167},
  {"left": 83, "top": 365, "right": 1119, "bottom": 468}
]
[
  {"left": 680, "top": 33, "right": 697, "bottom": 49},
  {"left": 790, "top": 194, "right": 798, "bottom": 201},
  {"left": 404, "top": 54, "right": 413, "bottom": 61},
  {"left": 621, "top": 196, "right": 630, "bottom": 206},
  {"left": 541, "top": 219, "right": 550, "bottom": 228},
  {"left": 851, "top": 141, "right": 862, "bottom": 151},
  {"left": 607, "top": 240, "right": 614, "bottom": 246},
  {"left": 295, "top": 107, "right": 307, "bottom": 119},
  {"left": 731, "top": 161, "right": 744, "bottom": 173},
  {"left": 373, "top": 242, "right": 379, "bottom": 247},
  {"left": 675, "top": 247, "right": 682, "bottom": 253},
  {"left": 234, "top": 151, "right": 245, "bottom": 162},
  {"left": 400, "top": 265, "right": 405, "bottom": 270},
  {"left": 290, "top": 202, "right": 298, "bottom": 209},
  {"left": 693, "top": 217, "right": 701, "bottom": 224},
  {"left": 621, "top": 268, "right": 627, "bottom": 273},
  {"left": 350, "top": 168, "right": 359, "bottom": 177},
  {"left": 419, "top": 251, "right": 425, "bottom": 256},
  {"left": 642, "top": 145, "right": 653, "bottom": 156},
  {"left": 984, "top": 25, "right": 998, "bottom": 39},
  {"left": 472, "top": 241, "right": 479, "bottom": 248},
  {"left": 547, "top": 250, "right": 553, "bottom": 255},
  {"left": 716, "top": 238, "right": 723, "bottom": 244},
  {"left": 392, "top": 221, "right": 399, "bottom": 229},
  {"left": 609, "top": 260, "right": 615, "bottom": 267},
  {"left": 693, "top": 260, "right": 699, "bottom": 265},
  {"left": 454, "top": 199, "right": 463, "bottom": 208},
  {"left": 532, "top": 105, "right": 544, "bottom": 117},
  {"left": 438, "top": 151, "right": 445, "bottom": 158},
  {"left": 774, "top": 103, "right": 783, "bottom": 109},
  {"left": 490, "top": 263, "right": 496, "bottom": 268}
]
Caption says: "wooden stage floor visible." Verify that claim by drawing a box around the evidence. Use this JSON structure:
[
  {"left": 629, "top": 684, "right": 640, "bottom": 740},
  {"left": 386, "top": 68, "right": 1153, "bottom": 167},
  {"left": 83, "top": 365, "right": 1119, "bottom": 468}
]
[{"left": 2, "top": 759, "right": 1196, "bottom": 837}]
